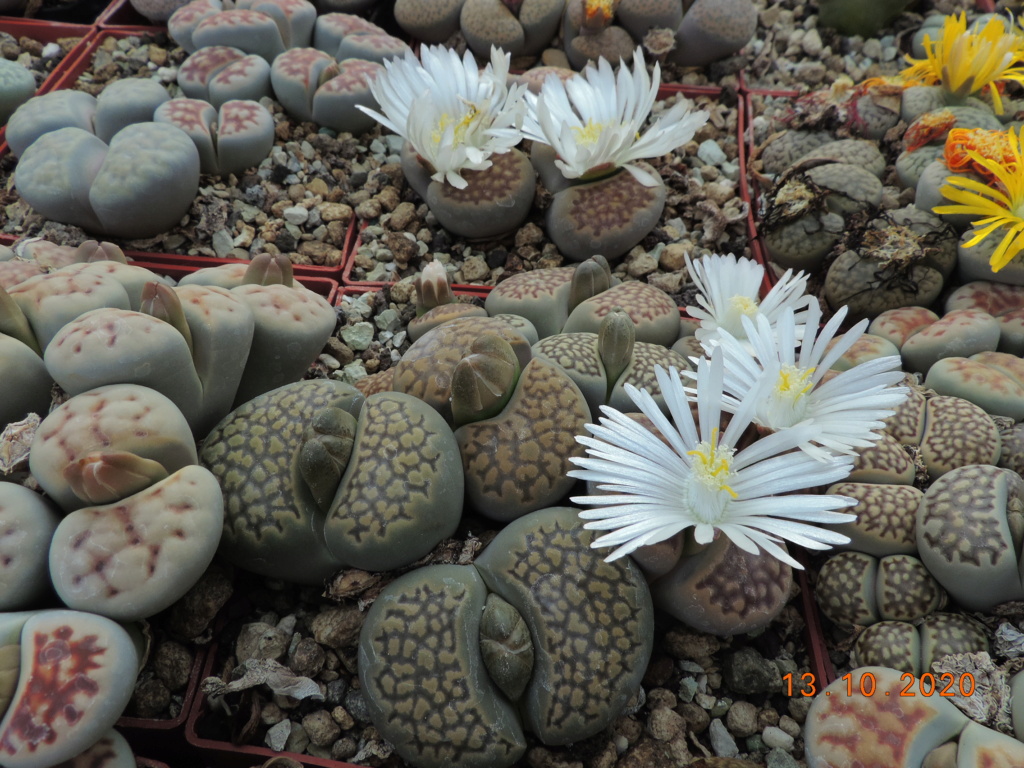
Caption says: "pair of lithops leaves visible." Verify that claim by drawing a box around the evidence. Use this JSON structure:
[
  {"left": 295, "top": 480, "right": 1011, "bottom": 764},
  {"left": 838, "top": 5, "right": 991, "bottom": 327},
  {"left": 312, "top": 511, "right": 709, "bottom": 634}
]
[
  {"left": 0, "top": 610, "right": 145, "bottom": 768},
  {"left": 8, "top": 79, "right": 273, "bottom": 237},
  {"left": 2, "top": 252, "right": 336, "bottom": 438},
  {"left": 358, "top": 507, "right": 655, "bottom": 768},
  {"left": 806, "top": 666, "right": 1024, "bottom": 768},
  {"left": 4, "top": 382, "right": 222, "bottom": 623}
]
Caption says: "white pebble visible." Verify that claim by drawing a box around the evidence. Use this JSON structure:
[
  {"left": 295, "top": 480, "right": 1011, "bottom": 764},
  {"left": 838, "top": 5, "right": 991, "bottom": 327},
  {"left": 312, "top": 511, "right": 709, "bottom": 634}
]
[
  {"left": 697, "top": 139, "right": 728, "bottom": 167},
  {"left": 283, "top": 206, "right": 309, "bottom": 225},
  {"left": 40, "top": 42, "right": 62, "bottom": 59},
  {"left": 763, "top": 725, "right": 795, "bottom": 750}
]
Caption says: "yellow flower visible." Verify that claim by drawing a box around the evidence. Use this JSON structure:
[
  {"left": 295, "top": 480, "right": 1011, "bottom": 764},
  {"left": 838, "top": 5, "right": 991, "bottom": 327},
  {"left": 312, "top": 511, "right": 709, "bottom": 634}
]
[
  {"left": 934, "top": 126, "right": 1024, "bottom": 272},
  {"left": 901, "top": 12, "right": 1024, "bottom": 113}
]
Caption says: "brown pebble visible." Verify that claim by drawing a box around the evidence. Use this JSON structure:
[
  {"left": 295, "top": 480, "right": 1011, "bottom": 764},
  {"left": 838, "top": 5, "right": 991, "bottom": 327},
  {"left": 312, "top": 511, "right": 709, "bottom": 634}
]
[
  {"left": 677, "top": 701, "right": 711, "bottom": 733},
  {"left": 302, "top": 710, "right": 341, "bottom": 747},
  {"left": 385, "top": 201, "right": 419, "bottom": 232},
  {"left": 130, "top": 677, "right": 171, "bottom": 718},
  {"left": 331, "top": 737, "right": 359, "bottom": 761},
  {"left": 646, "top": 707, "right": 685, "bottom": 741},
  {"left": 320, "top": 202, "right": 353, "bottom": 223},
  {"left": 307, "top": 178, "right": 329, "bottom": 197},
  {"left": 298, "top": 240, "right": 343, "bottom": 266},
  {"left": 376, "top": 186, "right": 401, "bottom": 213},
  {"left": 618, "top": 736, "right": 673, "bottom": 767},
  {"left": 331, "top": 706, "right": 356, "bottom": 730},
  {"left": 152, "top": 641, "right": 193, "bottom": 692},
  {"left": 355, "top": 199, "right": 382, "bottom": 220},
  {"left": 310, "top": 606, "right": 363, "bottom": 650},
  {"left": 383, "top": 231, "right": 417, "bottom": 267}
]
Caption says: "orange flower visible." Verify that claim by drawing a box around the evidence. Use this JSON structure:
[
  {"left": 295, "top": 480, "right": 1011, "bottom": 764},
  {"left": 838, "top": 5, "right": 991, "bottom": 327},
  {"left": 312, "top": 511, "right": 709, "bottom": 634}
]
[{"left": 944, "top": 127, "right": 1018, "bottom": 182}]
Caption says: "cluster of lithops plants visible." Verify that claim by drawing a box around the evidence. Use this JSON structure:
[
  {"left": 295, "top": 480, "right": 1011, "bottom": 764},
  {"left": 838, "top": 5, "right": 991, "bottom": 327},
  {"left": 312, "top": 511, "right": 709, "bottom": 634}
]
[
  {"left": 746, "top": 10, "right": 1024, "bottom": 766},
  {"left": 0, "top": 241, "right": 337, "bottom": 765},
  {"left": 392, "top": 0, "right": 757, "bottom": 70}
]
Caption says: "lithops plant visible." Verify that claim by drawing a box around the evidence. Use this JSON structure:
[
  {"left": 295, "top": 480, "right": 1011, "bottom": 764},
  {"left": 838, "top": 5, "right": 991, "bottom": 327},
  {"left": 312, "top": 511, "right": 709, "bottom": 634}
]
[
  {"left": 13, "top": 122, "right": 200, "bottom": 240},
  {"left": 48, "top": 464, "right": 224, "bottom": 622},
  {"left": 452, "top": 337, "right": 591, "bottom": 521},
  {"left": 522, "top": 49, "right": 709, "bottom": 262},
  {"left": 826, "top": 482, "right": 923, "bottom": 556},
  {"left": 154, "top": 98, "right": 275, "bottom": 176},
  {"left": 358, "top": 45, "right": 536, "bottom": 241},
  {"left": 917, "top": 464, "right": 1024, "bottom": 612},
  {"left": 358, "top": 507, "right": 654, "bottom": 768},
  {"left": 532, "top": 307, "right": 693, "bottom": 419},
  {"left": 945, "top": 280, "right": 1024, "bottom": 355},
  {"left": 177, "top": 46, "right": 273, "bottom": 107},
  {"left": 0, "top": 60, "right": 35, "bottom": 126},
  {"left": 0, "top": 609, "right": 140, "bottom": 768},
  {"left": 459, "top": 0, "right": 564, "bottom": 59},
  {"left": 56, "top": 729, "right": 138, "bottom": 768},
  {"left": 815, "top": 551, "right": 947, "bottom": 630},
  {"left": 853, "top": 612, "right": 988, "bottom": 675},
  {"left": 201, "top": 378, "right": 464, "bottom": 583},
  {"left": 0, "top": 484, "right": 60, "bottom": 611},
  {"left": 805, "top": 666, "right": 969, "bottom": 768},
  {"left": 668, "top": 0, "right": 758, "bottom": 67}
]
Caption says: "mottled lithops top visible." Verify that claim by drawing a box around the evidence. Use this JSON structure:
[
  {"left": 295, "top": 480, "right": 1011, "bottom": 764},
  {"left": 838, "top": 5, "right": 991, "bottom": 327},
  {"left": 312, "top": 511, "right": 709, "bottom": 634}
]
[
  {"left": 29, "top": 384, "right": 198, "bottom": 514},
  {"left": 483, "top": 267, "right": 576, "bottom": 340},
  {"left": 359, "top": 565, "right": 527, "bottom": 768},
  {"left": 474, "top": 507, "right": 654, "bottom": 745},
  {"left": 562, "top": 281, "right": 681, "bottom": 347},
  {"left": 202, "top": 379, "right": 465, "bottom": 582},
  {"left": 455, "top": 359, "right": 589, "bottom": 521},
  {"left": 393, "top": 316, "right": 533, "bottom": 424}
]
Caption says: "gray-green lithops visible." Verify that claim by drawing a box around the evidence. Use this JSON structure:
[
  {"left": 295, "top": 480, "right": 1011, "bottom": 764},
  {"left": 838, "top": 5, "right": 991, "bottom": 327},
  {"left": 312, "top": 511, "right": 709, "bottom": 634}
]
[
  {"left": 827, "top": 482, "right": 921, "bottom": 556},
  {"left": 201, "top": 378, "right": 464, "bottom": 583},
  {"left": 917, "top": 464, "right": 1024, "bottom": 611},
  {"left": 854, "top": 613, "right": 988, "bottom": 676},
  {"left": 358, "top": 507, "right": 654, "bottom": 768}
]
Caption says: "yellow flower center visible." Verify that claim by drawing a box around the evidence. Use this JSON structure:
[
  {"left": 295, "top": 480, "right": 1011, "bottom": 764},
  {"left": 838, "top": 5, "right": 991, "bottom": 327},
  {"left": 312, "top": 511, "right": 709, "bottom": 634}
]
[
  {"left": 584, "top": 0, "right": 616, "bottom": 23},
  {"left": 687, "top": 429, "right": 738, "bottom": 500},
  {"left": 728, "top": 295, "right": 760, "bottom": 316},
  {"left": 431, "top": 105, "right": 480, "bottom": 146},
  {"left": 572, "top": 119, "right": 606, "bottom": 147},
  {"left": 775, "top": 364, "right": 815, "bottom": 401}
]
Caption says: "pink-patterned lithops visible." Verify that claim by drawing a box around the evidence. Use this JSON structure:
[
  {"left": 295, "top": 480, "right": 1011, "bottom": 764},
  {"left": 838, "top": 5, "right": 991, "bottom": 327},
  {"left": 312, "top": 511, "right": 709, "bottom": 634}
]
[
  {"left": 208, "top": 55, "right": 272, "bottom": 107},
  {"left": 312, "top": 12, "right": 386, "bottom": 57},
  {"left": 8, "top": 269, "right": 131, "bottom": 351},
  {"left": 168, "top": 0, "right": 222, "bottom": 51},
  {"left": 868, "top": 306, "right": 940, "bottom": 348},
  {"left": 48, "top": 465, "right": 224, "bottom": 621},
  {"left": 177, "top": 45, "right": 247, "bottom": 99},
  {"left": 334, "top": 31, "right": 410, "bottom": 64},
  {"left": 0, "top": 610, "right": 140, "bottom": 768},
  {"left": 312, "top": 59, "right": 382, "bottom": 136},
  {"left": 29, "top": 384, "right": 198, "bottom": 514},
  {"left": 0, "top": 484, "right": 60, "bottom": 611},
  {"left": 901, "top": 308, "right": 1001, "bottom": 375},
  {"left": 247, "top": 0, "right": 317, "bottom": 49},
  {"left": 925, "top": 354, "right": 1024, "bottom": 421},
  {"left": 917, "top": 464, "right": 1024, "bottom": 611},
  {"left": 269, "top": 47, "right": 335, "bottom": 123},
  {"left": 14, "top": 123, "right": 201, "bottom": 240},
  {"left": 805, "top": 666, "right": 968, "bottom": 767},
  {"left": 192, "top": 9, "right": 289, "bottom": 61},
  {"left": 44, "top": 308, "right": 204, "bottom": 431},
  {"left": 52, "top": 728, "right": 136, "bottom": 768},
  {"left": 154, "top": 98, "right": 275, "bottom": 176}
]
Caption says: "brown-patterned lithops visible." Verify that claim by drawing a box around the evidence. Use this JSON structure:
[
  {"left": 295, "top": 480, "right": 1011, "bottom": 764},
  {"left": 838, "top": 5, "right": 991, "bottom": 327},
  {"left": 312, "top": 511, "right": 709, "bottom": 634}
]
[
  {"left": 202, "top": 378, "right": 464, "bottom": 583},
  {"left": 359, "top": 508, "right": 654, "bottom": 767}
]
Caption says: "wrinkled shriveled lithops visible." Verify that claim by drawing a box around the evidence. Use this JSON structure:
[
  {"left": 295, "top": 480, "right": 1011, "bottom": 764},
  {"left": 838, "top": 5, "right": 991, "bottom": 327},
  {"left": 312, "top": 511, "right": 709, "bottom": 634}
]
[
  {"left": 0, "top": 484, "right": 60, "bottom": 611},
  {"left": 0, "top": 610, "right": 140, "bottom": 768},
  {"left": 202, "top": 379, "right": 464, "bottom": 582},
  {"left": 49, "top": 465, "right": 224, "bottom": 622},
  {"left": 815, "top": 551, "right": 946, "bottom": 630},
  {"left": 154, "top": 98, "right": 275, "bottom": 176},
  {"left": 14, "top": 123, "right": 201, "bottom": 240},
  {"left": 826, "top": 482, "right": 922, "bottom": 556},
  {"left": 762, "top": 162, "right": 884, "bottom": 272},
  {"left": 853, "top": 613, "right": 988, "bottom": 675},
  {"left": 393, "top": 316, "right": 533, "bottom": 424},
  {"left": 29, "top": 384, "right": 198, "bottom": 514},
  {"left": 804, "top": 666, "right": 968, "bottom": 768},
  {"left": 359, "top": 565, "right": 527, "bottom": 768},
  {"left": 455, "top": 357, "right": 589, "bottom": 521},
  {"left": 917, "top": 464, "right": 1024, "bottom": 611},
  {"left": 474, "top": 507, "right": 653, "bottom": 744}
]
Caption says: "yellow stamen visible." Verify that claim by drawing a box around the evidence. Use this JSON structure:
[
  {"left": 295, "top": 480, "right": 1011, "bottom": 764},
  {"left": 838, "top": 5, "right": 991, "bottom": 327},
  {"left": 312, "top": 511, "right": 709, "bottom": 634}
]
[
  {"left": 728, "top": 295, "right": 759, "bottom": 317},
  {"left": 571, "top": 119, "right": 605, "bottom": 147},
  {"left": 775, "top": 364, "right": 816, "bottom": 399},
  {"left": 687, "top": 428, "right": 738, "bottom": 499},
  {"left": 431, "top": 105, "right": 479, "bottom": 146}
]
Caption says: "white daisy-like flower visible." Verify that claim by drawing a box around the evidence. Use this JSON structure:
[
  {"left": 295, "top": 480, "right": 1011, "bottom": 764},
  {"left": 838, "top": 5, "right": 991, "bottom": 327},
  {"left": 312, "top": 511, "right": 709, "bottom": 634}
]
[
  {"left": 686, "top": 253, "right": 816, "bottom": 350},
  {"left": 568, "top": 350, "right": 857, "bottom": 569},
  {"left": 357, "top": 45, "right": 527, "bottom": 189},
  {"left": 521, "top": 47, "right": 710, "bottom": 186},
  {"left": 714, "top": 303, "right": 909, "bottom": 462}
]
